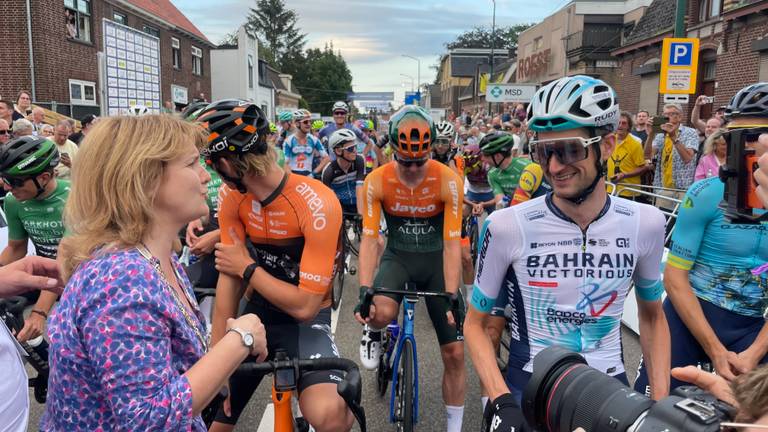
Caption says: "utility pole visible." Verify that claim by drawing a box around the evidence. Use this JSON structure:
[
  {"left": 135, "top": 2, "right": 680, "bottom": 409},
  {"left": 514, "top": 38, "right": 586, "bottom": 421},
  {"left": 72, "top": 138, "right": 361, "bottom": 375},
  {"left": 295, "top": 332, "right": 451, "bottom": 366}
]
[
  {"left": 402, "top": 54, "right": 421, "bottom": 105},
  {"left": 674, "top": 0, "right": 688, "bottom": 37},
  {"left": 488, "top": 0, "right": 496, "bottom": 114}
]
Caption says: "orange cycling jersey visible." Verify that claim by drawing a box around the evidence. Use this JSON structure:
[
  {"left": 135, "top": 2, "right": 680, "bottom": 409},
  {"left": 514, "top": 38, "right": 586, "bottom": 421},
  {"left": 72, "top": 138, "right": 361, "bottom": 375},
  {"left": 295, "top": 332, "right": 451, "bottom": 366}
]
[
  {"left": 218, "top": 173, "right": 342, "bottom": 305},
  {"left": 363, "top": 160, "right": 463, "bottom": 253}
]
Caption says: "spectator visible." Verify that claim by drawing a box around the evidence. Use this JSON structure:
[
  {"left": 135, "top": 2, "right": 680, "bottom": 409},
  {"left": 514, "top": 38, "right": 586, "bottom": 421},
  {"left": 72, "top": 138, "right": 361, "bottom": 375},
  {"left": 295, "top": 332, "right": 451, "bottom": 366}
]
[
  {"left": 41, "top": 114, "right": 268, "bottom": 431},
  {"left": 0, "top": 100, "right": 16, "bottom": 133},
  {"left": 29, "top": 107, "right": 46, "bottom": 135},
  {"left": 12, "top": 119, "right": 33, "bottom": 138},
  {"left": 0, "top": 119, "right": 11, "bottom": 145},
  {"left": 633, "top": 110, "right": 649, "bottom": 143},
  {"left": 513, "top": 103, "right": 526, "bottom": 122},
  {"left": 643, "top": 103, "right": 699, "bottom": 209},
  {"left": 691, "top": 95, "right": 725, "bottom": 135},
  {"left": 501, "top": 104, "right": 512, "bottom": 122},
  {"left": 40, "top": 124, "right": 54, "bottom": 138},
  {"left": 608, "top": 112, "right": 648, "bottom": 202},
  {"left": 162, "top": 100, "right": 175, "bottom": 114},
  {"left": 0, "top": 256, "right": 64, "bottom": 432},
  {"left": 51, "top": 120, "right": 79, "bottom": 179},
  {"left": 68, "top": 114, "right": 98, "bottom": 145},
  {"left": 503, "top": 119, "right": 523, "bottom": 157},
  {"left": 14, "top": 90, "right": 32, "bottom": 118},
  {"left": 694, "top": 130, "right": 727, "bottom": 181}
]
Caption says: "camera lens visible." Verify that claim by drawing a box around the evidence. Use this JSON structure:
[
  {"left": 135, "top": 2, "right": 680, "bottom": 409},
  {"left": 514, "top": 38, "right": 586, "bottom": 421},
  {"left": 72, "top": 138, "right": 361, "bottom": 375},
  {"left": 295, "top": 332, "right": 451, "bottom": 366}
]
[{"left": 522, "top": 346, "right": 653, "bottom": 432}]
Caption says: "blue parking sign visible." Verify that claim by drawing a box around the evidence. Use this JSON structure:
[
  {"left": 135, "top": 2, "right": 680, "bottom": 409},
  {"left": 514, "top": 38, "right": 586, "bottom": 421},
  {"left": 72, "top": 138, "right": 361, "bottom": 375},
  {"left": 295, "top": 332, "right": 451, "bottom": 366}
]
[{"left": 669, "top": 42, "right": 693, "bottom": 66}]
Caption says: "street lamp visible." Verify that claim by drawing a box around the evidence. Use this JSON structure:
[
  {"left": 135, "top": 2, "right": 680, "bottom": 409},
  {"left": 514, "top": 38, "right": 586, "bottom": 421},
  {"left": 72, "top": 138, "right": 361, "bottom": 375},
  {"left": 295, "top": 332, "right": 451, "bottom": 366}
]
[
  {"left": 400, "top": 74, "right": 415, "bottom": 92},
  {"left": 402, "top": 54, "right": 421, "bottom": 99},
  {"left": 489, "top": 0, "right": 496, "bottom": 113}
]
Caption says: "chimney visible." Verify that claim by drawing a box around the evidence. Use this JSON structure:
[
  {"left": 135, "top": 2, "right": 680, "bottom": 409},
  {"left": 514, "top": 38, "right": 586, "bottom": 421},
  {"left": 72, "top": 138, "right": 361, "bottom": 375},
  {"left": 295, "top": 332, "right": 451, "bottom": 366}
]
[{"left": 278, "top": 74, "right": 293, "bottom": 91}]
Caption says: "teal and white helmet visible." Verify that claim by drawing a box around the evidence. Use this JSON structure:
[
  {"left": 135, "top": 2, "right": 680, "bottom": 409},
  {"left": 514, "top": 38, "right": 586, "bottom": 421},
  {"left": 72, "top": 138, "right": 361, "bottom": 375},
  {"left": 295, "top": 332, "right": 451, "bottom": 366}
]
[{"left": 527, "top": 75, "right": 619, "bottom": 135}]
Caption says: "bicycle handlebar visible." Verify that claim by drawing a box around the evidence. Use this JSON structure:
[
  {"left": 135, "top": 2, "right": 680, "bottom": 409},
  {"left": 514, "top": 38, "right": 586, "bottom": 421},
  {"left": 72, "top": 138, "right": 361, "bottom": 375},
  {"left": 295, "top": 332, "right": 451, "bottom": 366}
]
[
  {"left": 235, "top": 357, "right": 367, "bottom": 432},
  {"left": 359, "top": 285, "right": 465, "bottom": 334}
]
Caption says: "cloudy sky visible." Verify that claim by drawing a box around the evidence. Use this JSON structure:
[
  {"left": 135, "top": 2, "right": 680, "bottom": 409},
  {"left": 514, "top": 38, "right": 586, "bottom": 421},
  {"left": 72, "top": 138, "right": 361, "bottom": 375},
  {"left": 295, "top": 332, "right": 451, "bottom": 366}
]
[{"left": 174, "top": 0, "right": 568, "bottom": 100}]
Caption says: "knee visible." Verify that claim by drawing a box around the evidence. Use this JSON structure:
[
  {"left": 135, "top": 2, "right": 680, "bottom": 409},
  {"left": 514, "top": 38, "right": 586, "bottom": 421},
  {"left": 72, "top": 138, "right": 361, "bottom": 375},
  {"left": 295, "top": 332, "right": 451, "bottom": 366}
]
[
  {"left": 461, "top": 248, "right": 472, "bottom": 267},
  {"left": 305, "top": 399, "right": 353, "bottom": 432},
  {"left": 370, "top": 297, "right": 397, "bottom": 328},
  {"left": 441, "top": 343, "right": 465, "bottom": 370}
]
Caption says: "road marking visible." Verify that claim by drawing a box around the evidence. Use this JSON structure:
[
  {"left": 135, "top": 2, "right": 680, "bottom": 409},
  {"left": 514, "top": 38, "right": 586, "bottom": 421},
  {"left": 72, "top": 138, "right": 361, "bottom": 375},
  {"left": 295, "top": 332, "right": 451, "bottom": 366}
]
[
  {"left": 257, "top": 403, "right": 274, "bottom": 432},
  {"left": 331, "top": 301, "right": 340, "bottom": 337}
]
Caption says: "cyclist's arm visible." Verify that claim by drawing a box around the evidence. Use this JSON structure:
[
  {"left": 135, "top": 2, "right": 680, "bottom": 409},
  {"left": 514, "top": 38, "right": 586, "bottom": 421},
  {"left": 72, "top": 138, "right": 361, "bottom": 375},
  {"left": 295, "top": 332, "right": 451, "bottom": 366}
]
[
  {"left": 211, "top": 190, "right": 247, "bottom": 348},
  {"left": 441, "top": 172, "right": 464, "bottom": 294},
  {"left": 466, "top": 213, "right": 522, "bottom": 399},
  {"left": 0, "top": 240, "right": 28, "bottom": 265},
  {"left": 633, "top": 205, "right": 670, "bottom": 400},
  {"left": 320, "top": 162, "right": 333, "bottom": 187},
  {"left": 487, "top": 171, "right": 505, "bottom": 207},
  {"left": 359, "top": 172, "right": 383, "bottom": 287},
  {"left": 1, "top": 197, "right": 28, "bottom": 265},
  {"left": 664, "top": 180, "right": 727, "bottom": 360},
  {"left": 511, "top": 163, "right": 543, "bottom": 205}
]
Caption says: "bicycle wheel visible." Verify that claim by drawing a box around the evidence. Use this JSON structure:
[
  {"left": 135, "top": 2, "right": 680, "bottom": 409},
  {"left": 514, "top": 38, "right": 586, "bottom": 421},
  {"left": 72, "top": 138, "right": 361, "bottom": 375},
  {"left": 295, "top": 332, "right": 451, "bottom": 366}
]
[
  {"left": 394, "top": 339, "right": 414, "bottom": 432},
  {"left": 469, "top": 218, "right": 479, "bottom": 266},
  {"left": 332, "top": 255, "right": 345, "bottom": 310}
]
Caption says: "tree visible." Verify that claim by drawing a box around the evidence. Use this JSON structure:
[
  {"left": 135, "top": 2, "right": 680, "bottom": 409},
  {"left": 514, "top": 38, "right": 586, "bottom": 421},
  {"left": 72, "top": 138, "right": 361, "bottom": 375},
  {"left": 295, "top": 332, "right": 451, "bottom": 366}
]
[
  {"left": 293, "top": 45, "right": 353, "bottom": 116},
  {"left": 245, "top": 0, "right": 307, "bottom": 72},
  {"left": 445, "top": 24, "right": 535, "bottom": 51}
]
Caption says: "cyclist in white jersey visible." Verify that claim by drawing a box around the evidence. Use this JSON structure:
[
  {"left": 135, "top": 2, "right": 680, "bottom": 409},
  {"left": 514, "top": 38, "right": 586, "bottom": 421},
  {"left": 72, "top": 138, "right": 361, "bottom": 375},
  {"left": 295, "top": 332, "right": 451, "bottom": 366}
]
[{"left": 465, "top": 75, "right": 671, "bottom": 428}]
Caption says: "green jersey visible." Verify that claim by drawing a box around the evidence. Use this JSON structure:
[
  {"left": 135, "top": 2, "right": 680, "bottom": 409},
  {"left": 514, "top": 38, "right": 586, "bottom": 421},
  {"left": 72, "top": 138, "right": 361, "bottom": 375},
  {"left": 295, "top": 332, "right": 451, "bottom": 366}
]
[
  {"left": 275, "top": 145, "right": 286, "bottom": 168},
  {"left": 488, "top": 158, "right": 532, "bottom": 197},
  {"left": 4, "top": 180, "right": 69, "bottom": 258}
]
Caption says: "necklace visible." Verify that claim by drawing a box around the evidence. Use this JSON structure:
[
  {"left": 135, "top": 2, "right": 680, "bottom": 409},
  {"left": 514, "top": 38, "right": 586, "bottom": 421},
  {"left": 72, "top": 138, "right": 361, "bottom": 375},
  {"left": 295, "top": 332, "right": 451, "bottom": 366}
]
[{"left": 136, "top": 243, "right": 208, "bottom": 352}]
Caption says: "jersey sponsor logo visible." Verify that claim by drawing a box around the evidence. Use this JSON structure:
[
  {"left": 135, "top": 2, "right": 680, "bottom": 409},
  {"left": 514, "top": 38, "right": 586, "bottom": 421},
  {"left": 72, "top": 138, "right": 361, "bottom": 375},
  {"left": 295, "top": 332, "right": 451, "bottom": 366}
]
[
  {"left": 476, "top": 226, "right": 493, "bottom": 278},
  {"left": 252, "top": 200, "right": 262, "bottom": 215},
  {"left": 300, "top": 270, "right": 322, "bottom": 282},
  {"left": 546, "top": 308, "right": 597, "bottom": 325},
  {"left": 682, "top": 197, "right": 694, "bottom": 209},
  {"left": 269, "top": 229, "right": 288, "bottom": 235},
  {"left": 575, "top": 283, "right": 618, "bottom": 317},
  {"left": 614, "top": 204, "right": 633, "bottom": 216},
  {"left": 448, "top": 180, "right": 460, "bottom": 217},
  {"left": 526, "top": 252, "right": 635, "bottom": 279},
  {"left": 529, "top": 281, "right": 558, "bottom": 288},
  {"left": 531, "top": 239, "right": 574, "bottom": 248},
  {"left": 594, "top": 110, "right": 617, "bottom": 126},
  {"left": 397, "top": 220, "right": 437, "bottom": 236},
  {"left": 366, "top": 182, "right": 375, "bottom": 218},
  {"left": 390, "top": 202, "right": 437, "bottom": 214},
  {"left": 524, "top": 209, "right": 546, "bottom": 221},
  {"left": 295, "top": 182, "right": 327, "bottom": 230},
  {"left": 504, "top": 282, "right": 522, "bottom": 341},
  {"left": 616, "top": 238, "right": 630, "bottom": 248},
  {"left": 16, "top": 156, "right": 38, "bottom": 169}
]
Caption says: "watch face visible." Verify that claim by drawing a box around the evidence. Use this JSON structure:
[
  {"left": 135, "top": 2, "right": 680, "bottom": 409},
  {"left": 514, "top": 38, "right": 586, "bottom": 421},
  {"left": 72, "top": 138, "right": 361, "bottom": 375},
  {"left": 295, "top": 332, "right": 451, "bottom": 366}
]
[{"left": 243, "top": 333, "right": 255, "bottom": 347}]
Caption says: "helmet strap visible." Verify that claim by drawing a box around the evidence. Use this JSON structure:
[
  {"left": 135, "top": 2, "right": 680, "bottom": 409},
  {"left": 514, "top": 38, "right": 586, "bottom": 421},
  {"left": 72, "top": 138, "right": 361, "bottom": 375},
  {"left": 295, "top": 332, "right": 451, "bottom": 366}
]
[
  {"left": 211, "top": 156, "right": 248, "bottom": 194},
  {"left": 32, "top": 176, "right": 48, "bottom": 199}
]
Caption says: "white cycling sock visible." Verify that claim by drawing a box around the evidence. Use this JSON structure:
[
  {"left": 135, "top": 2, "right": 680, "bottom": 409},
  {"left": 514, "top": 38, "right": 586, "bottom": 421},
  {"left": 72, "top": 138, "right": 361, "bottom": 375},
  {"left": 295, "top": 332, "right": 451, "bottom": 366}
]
[
  {"left": 481, "top": 396, "right": 489, "bottom": 410},
  {"left": 464, "top": 284, "right": 473, "bottom": 300},
  {"left": 446, "top": 405, "right": 464, "bottom": 432}
]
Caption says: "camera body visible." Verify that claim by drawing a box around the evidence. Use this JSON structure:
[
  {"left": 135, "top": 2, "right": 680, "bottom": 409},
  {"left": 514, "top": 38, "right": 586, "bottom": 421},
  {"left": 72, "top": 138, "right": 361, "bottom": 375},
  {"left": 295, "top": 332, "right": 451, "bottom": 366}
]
[
  {"left": 719, "top": 127, "right": 765, "bottom": 224},
  {"left": 522, "top": 346, "right": 734, "bottom": 432}
]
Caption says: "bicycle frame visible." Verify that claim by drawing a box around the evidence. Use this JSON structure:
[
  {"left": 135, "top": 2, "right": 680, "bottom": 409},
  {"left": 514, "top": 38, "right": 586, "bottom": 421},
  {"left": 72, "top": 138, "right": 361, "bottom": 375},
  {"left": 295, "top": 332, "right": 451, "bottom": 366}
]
[{"left": 388, "top": 296, "right": 420, "bottom": 424}]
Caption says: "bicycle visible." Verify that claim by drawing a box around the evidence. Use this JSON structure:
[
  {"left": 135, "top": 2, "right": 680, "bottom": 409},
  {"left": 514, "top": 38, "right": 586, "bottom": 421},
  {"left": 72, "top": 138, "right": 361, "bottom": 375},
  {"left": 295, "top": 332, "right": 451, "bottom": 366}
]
[
  {"left": 333, "top": 212, "right": 362, "bottom": 310},
  {"left": 359, "top": 283, "right": 464, "bottom": 432},
  {"left": 234, "top": 350, "right": 367, "bottom": 432},
  {"left": 0, "top": 296, "right": 49, "bottom": 403},
  {"left": 463, "top": 212, "right": 480, "bottom": 266}
]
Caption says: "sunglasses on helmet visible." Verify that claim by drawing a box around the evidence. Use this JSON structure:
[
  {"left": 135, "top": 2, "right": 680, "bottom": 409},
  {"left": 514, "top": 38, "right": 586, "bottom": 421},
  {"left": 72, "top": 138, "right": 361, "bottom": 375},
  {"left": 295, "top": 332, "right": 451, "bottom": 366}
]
[
  {"left": 394, "top": 154, "right": 428, "bottom": 167},
  {"left": 530, "top": 136, "right": 602, "bottom": 166},
  {"left": 1, "top": 176, "right": 31, "bottom": 188}
]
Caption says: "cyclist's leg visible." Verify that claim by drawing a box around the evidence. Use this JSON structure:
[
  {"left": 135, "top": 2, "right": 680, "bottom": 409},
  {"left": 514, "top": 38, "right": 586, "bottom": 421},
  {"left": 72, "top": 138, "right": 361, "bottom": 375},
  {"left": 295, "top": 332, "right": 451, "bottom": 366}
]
[
  {"left": 293, "top": 308, "right": 355, "bottom": 432},
  {"left": 633, "top": 297, "right": 708, "bottom": 396},
  {"left": 368, "top": 248, "right": 409, "bottom": 329}
]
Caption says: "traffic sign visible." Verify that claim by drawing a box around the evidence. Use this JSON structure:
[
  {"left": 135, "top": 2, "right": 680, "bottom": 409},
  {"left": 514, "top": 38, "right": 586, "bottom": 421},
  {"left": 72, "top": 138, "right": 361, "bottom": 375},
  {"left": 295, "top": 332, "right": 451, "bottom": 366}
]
[
  {"left": 485, "top": 84, "right": 538, "bottom": 103},
  {"left": 659, "top": 38, "right": 699, "bottom": 94},
  {"left": 347, "top": 92, "right": 394, "bottom": 102},
  {"left": 663, "top": 94, "right": 689, "bottom": 104}
]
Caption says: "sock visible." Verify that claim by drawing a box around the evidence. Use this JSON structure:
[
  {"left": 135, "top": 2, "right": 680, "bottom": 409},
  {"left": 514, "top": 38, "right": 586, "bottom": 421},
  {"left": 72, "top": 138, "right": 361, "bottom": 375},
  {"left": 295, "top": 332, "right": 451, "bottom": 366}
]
[
  {"left": 464, "top": 284, "right": 473, "bottom": 300},
  {"left": 481, "top": 396, "right": 489, "bottom": 410},
  {"left": 446, "top": 405, "right": 464, "bottom": 432}
]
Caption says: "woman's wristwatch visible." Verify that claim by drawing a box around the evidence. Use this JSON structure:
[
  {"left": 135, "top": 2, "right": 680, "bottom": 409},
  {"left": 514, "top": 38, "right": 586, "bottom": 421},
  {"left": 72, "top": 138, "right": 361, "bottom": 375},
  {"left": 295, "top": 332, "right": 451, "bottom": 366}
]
[{"left": 227, "top": 327, "right": 255, "bottom": 349}]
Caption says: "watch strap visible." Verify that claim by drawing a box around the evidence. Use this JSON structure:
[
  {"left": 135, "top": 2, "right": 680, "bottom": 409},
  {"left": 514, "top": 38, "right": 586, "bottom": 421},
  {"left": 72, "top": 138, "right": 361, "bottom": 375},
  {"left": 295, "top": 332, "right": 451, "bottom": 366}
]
[{"left": 227, "top": 327, "right": 254, "bottom": 348}]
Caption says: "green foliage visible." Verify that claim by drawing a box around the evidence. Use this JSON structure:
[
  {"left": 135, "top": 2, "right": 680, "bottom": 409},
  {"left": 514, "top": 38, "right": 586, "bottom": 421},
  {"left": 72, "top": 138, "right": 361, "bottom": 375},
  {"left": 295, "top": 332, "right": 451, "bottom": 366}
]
[
  {"left": 445, "top": 24, "right": 535, "bottom": 50},
  {"left": 294, "top": 45, "right": 353, "bottom": 116},
  {"left": 245, "top": 0, "right": 307, "bottom": 71}
]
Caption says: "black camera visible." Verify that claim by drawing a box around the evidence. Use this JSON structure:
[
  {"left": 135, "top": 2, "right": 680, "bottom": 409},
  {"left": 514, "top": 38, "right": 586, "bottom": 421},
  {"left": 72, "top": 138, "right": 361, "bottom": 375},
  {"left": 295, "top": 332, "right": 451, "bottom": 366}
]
[
  {"left": 522, "top": 346, "right": 735, "bottom": 432},
  {"left": 719, "top": 127, "right": 765, "bottom": 224}
]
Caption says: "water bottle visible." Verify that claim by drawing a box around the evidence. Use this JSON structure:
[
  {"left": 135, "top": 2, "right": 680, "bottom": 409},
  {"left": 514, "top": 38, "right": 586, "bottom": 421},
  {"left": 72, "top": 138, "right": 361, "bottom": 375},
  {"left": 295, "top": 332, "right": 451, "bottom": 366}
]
[{"left": 501, "top": 195, "right": 512, "bottom": 208}]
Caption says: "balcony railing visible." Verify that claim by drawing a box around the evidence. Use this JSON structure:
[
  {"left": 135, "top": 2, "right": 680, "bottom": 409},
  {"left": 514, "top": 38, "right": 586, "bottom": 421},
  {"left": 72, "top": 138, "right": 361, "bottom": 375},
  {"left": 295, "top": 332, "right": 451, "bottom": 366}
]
[{"left": 566, "top": 26, "right": 623, "bottom": 62}]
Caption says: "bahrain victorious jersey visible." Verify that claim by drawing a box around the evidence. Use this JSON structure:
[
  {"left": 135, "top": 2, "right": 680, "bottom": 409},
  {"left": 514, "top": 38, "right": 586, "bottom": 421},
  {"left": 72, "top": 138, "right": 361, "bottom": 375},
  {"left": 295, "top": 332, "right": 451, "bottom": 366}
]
[
  {"left": 218, "top": 174, "right": 342, "bottom": 308},
  {"left": 362, "top": 160, "right": 463, "bottom": 253},
  {"left": 471, "top": 194, "right": 665, "bottom": 375}
]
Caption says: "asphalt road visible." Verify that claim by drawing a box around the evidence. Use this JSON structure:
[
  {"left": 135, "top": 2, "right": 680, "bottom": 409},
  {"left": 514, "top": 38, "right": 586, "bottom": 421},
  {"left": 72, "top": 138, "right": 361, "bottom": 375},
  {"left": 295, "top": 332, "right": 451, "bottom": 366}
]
[{"left": 25, "top": 255, "right": 642, "bottom": 432}]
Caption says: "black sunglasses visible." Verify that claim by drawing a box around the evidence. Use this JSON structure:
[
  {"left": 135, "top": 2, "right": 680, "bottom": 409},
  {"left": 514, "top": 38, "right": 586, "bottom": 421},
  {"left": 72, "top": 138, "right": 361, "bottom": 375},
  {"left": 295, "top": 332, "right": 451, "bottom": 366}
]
[
  {"left": 0, "top": 130, "right": 9, "bottom": 135},
  {"left": 2, "top": 176, "right": 30, "bottom": 188},
  {"left": 342, "top": 144, "right": 357, "bottom": 152},
  {"left": 333, "top": 111, "right": 347, "bottom": 116},
  {"left": 395, "top": 154, "right": 428, "bottom": 167},
  {"left": 299, "top": 120, "right": 311, "bottom": 125}
]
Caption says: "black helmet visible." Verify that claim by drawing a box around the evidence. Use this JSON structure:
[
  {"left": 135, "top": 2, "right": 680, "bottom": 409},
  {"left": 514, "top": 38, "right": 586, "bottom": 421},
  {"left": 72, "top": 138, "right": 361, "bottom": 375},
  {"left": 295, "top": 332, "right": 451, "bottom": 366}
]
[
  {"left": 0, "top": 136, "right": 60, "bottom": 177},
  {"left": 180, "top": 101, "right": 209, "bottom": 122},
  {"left": 725, "top": 82, "right": 768, "bottom": 120},
  {"left": 197, "top": 99, "right": 270, "bottom": 159}
]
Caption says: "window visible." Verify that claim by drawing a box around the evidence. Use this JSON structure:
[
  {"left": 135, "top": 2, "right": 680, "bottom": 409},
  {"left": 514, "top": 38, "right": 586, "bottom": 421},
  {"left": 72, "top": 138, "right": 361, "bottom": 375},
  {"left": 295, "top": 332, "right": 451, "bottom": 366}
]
[
  {"left": 192, "top": 46, "right": 203, "bottom": 76},
  {"left": 64, "top": 0, "right": 92, "bottom": 43},
  {"left": 533, "top": 36, "right": 543, "bottom": 51},
  {"left": 69, "top": 79, "right": 97, "bottom": 105},
  {"left": 699, "top": 0, "right": 723, "bottom": 22},
  {"left": 248, "top": 55, "right": 254, "bottom": 89},
  {"left": 113, "top": 11, "right": 127, "bottom": 25},
  {"left": 142, "top": 25, "right": 160, "bottom": 38},
  {"left": 759, "top": 52, "right": 768, "bottom": 82},
  {"left": 172, "top": 37, "right": 181, "bottom": 69}
]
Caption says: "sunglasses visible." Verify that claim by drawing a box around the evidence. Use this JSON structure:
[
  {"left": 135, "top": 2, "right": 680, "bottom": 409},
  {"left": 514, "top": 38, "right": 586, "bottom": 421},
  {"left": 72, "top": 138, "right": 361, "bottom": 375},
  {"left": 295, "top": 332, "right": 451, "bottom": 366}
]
[
  {"left": 299, "top": 120, "right": 311, "bottom": 125},
  {"left": 394, "top": 154, "right": 428, "bottom": 167},
  {"left": 0, "top": 130, "right": 9, "bottom": 135},
  {"left": 342, "top": 144, "right": 357, "bottom": 152},
  {"left": 1, "top": 176, "right": 30, "bottom": 188},
  {"left": 530, "top": 136, "right": 602, "bottom": 166},
  {"left": 333, "top": 111, "right": 347, "bottom": 116}
]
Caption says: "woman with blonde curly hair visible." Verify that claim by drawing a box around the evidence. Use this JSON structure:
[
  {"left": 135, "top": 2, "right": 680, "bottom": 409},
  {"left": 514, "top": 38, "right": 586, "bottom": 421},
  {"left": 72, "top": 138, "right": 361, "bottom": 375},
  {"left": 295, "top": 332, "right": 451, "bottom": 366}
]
[
  {"left": 41, "top": 114, "right": 267, "bottom": 431},
  {"left": 694, "top": 128, "right": 727, "bottom": 181}
]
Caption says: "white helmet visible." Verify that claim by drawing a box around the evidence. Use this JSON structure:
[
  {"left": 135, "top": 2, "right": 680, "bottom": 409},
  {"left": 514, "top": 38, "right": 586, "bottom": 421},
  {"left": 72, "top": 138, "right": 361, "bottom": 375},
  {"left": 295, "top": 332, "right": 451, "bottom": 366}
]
[
  {"left": 435, "top": 121, "right": 455, "bottom": 140},
  {"left": 332, "top": 101, "right": 349, "bottom": 113},
  {"left": 328, "top": 128, "right": 357, "bottom": 149},
  {"left": 293, "top": 109, "right": 311, "bottom": 121},
  {"left": 527, "top": 75, "right": 619, "bottom": 134},
  {"left": 126, "top": 105, "right": 150, "bottom": 116}
]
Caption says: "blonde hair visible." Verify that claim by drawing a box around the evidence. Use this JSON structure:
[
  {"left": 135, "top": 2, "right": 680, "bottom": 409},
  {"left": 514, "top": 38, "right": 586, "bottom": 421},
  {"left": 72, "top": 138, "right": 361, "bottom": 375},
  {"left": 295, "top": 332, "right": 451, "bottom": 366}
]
[
  {"left": 59, "top": 115, "right": 206, "bottom": 281},
  {"left": 222, "top": 145, "right": 277, "bottom": 178},
  {"left": 703, "top": 128, "right": 727, "bottom": 155}
]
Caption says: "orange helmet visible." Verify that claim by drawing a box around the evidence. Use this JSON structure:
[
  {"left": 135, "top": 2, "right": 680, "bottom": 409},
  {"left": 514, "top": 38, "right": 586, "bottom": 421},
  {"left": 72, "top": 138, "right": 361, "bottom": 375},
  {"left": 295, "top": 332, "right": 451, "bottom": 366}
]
[{"left": 388, "top": 106, "right": 435, "bottom": 159}]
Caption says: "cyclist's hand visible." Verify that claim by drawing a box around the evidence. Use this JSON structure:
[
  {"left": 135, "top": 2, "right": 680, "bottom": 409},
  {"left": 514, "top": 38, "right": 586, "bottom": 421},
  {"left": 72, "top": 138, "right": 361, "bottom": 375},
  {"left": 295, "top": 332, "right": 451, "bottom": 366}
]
[
  {"left": 17, "top": 312, "right": 46, "bottom": 343},
  {"left": 472, "top": 203, "right": 483, "bottom": 215},
  {"left": 355, "top": 304, "right": 376, "bottom": 325},
  {"left": 215, "top": 228, "right": 254, "bottom": 278},
  {"left": 186, "top": 218, "right": 204, "bottom": 246},
  {"left": 190, "top": 230, "right": 219, "bottom": 256},
  {"left": 483, "top": 393, "right": 526, "bottom": 432},
  {"left": 228, "top": 315, "right": 268, "bottom": 361}
]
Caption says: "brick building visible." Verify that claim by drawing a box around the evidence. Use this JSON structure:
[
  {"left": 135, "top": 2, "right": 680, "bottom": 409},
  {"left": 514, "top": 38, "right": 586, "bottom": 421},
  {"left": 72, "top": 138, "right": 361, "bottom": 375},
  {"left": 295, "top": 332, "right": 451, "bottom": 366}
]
[
  {"left": 1, "top": 0, "right": 213, "bottom": 119},
  {"left": 613, "top": 0, "right": 768, "bottom": 118}
]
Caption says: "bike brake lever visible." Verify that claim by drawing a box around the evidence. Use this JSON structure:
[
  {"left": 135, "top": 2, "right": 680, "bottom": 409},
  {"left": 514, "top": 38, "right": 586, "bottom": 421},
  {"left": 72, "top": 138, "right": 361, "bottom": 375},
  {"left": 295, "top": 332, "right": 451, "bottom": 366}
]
[{"left": 359, "top": 287, "right": 375, "bottom": 319}]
